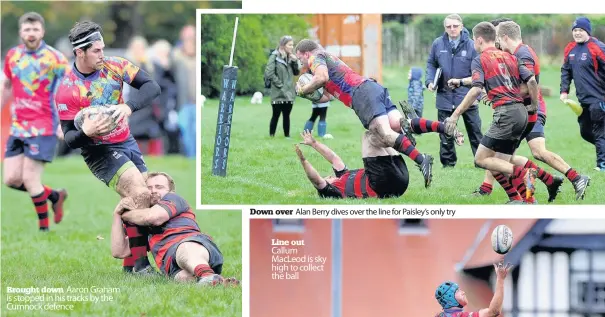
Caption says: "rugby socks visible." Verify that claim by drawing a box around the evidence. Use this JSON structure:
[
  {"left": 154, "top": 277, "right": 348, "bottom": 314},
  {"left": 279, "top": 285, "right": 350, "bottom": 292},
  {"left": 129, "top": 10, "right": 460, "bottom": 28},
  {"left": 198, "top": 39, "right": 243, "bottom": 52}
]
[
  {"left": 410, "top": 118, "right": 445, "bottom": 134},
  {"left": 123, "top": 223, "right": 151, "bottom": 272},
  {"left": 44, "top": 185, "right": 60, "bottom": 204},
  {"left": 565, "top": 168, "right": 580, "bottom": 182},
  {"left": 194, "top": 264, "right": 215, "bottom": 278},
  {"left": 479, "top": 182, "right": 493, "bottom": 194},
  {"left": 394, "top": 134, "right": 424, "bottom": 164},
  {"left": 524, "top": 160, "right": 554, "bottom": 186},
  {"left": 8, "top": 184, "right": 27, "bottom": 192},
  {"left": 31, "top": 190, "right": 50, "bottom": 231},
  {"left": 493, "top": 172, "right": 522, "bottom": 201}
]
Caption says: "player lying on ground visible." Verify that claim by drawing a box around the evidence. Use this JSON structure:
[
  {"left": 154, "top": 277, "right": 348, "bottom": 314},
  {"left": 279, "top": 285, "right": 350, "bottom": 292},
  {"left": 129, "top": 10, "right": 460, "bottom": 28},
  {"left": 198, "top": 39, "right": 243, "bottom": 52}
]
[
  {"left": 295, "top": 129, "right": 415, "bottom": 199},
  {"left": 2, "top": 12, "right": 68, "bottom": 231},
  {"left": 294, "top": 39, "right": 434, "bottom": 188},
  {"left": 473, "top": 19, "right": 590, "bottom": 201},
  {"left": 443, "top": 22, "right": 541, "bottom": 204},
  {"left": 111, "top": 172, "right": 240, "bottom": 286},
  {"left": 435, "top": 261, "right": 512, "bottom": 317},
  {"left": 55, "top": 21, "right": 161, "bottom": 274}
]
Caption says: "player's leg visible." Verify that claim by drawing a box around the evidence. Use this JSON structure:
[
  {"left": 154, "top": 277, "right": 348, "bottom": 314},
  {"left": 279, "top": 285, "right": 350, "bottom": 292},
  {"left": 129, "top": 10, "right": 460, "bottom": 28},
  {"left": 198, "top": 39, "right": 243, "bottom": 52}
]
[
  {"left": 397, "top": 100, "right": 463, "bottom": 145},
  {"left": 21, "top": 136, "right": 67, "bottom": 230},
  {"left": 589, "top": 102, "right": 605, "bottom": 171},
  {"left": 363, "top": 131, "right": 410, "bottom": 198},
  {"left": 175, "top": 236, "right": 237, "bottom": 286},
  {"left": 114, "top": 138, "right": 153, "bottom": 273},
  {"left": 269, "top": 103, "right": 281, "bottom": 137},
  {"left": 3, "top": 136, "right": 26, "bottom": 192},
  {"left": 474, "top": 170, "right": 495, "bottom": 196}
]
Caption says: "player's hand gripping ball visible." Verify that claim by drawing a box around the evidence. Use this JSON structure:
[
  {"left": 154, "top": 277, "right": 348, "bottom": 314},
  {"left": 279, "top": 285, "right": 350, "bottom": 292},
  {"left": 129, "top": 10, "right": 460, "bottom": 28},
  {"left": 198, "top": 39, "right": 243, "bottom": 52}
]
[
  {"left": 74, "top": 106, "right": 118, "bottom": 135},
  {"left": 297, "top": 73, "right": 324, "bottom": 103},
  {"left": 491, "top": 224, "right": 513, "bottom": 254}
]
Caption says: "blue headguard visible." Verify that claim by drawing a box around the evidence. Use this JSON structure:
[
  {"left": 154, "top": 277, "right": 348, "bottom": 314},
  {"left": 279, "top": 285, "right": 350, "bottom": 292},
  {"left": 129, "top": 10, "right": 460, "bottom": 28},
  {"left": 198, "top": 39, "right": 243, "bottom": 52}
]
[{"left": 435, "top": 281, "right": 461, "bottom": 309}]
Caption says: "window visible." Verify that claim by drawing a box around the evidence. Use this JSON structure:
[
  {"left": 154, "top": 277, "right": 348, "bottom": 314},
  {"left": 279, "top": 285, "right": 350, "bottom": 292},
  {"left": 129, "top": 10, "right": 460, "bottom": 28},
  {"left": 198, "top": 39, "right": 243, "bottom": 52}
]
[
  {"left": 272, "top": 219, "right": 304, "bottom": 233},
  {"left": 578, "top": 281, "right": 605, "bottom": 313},
  {"left": 398, "top": 219, "right": 429, "bottom": 235}
]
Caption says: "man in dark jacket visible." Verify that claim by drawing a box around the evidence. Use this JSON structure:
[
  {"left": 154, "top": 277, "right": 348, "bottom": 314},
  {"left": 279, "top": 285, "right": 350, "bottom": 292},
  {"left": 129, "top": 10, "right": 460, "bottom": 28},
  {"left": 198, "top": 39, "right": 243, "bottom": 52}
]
[
  {"left": 560, "top": 16, "right": 605, "bottom": 172},
  {"left": 426, "top": 14, "right": 483, "bottom": 168}
]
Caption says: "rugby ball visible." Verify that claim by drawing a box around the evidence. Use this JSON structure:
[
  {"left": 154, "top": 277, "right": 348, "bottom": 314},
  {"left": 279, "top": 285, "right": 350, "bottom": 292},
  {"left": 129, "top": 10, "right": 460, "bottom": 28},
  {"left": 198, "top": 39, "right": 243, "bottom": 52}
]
[
  {"left": 298, "top": 73, "right": 324, "bottom": 103},
  {"left": 491, "top": 225, "right": 513, "bottom": 255},
  {"left": 74, "top": 106, "right": 118, "bottom": 134}
]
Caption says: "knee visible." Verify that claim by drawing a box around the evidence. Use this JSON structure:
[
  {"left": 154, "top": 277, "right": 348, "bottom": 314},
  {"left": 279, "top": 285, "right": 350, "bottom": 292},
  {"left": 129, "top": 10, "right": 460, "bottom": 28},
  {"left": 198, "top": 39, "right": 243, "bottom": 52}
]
[
  {"left": 131, "top": 188, "right": 152, "bottom": 209},
  {"left": 20, "top": 170, "right": 38, "bottom": 187},
  {"left": 3, "top": 173, "right": 22, "bottom": 187}
]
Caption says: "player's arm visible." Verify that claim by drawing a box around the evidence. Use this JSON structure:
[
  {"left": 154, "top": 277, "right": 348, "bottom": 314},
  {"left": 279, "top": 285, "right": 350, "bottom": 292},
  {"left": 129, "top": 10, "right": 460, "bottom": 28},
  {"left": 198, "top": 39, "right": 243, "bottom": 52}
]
[
  {"left": 300, "top": 130, "right": 346, "bottom": 170},
  {"left": 60, "top": 120, "right": 93, "bottom": 149},
  {"left": 478, "top": 263, "right": 511, "bottom": 317},
  {"left": 121, "top": 193, "right": 188, "bottom": 227},
  {"left": 300, "top": 54, "right": 329, "bottom": 95},
  {"left": 124, "top": 68, "right": 161, "bottom": 113},
  {"left": 560, "top": 45, "right": 574, "bottom": 100},
  {"left": 121, "top": 205, "right": 169, "bottom": 227},
  {"left": 2, "top": 56, "right": 12, "bottom": 108},
  {"left": 452, "top": 57, "right": 484, "bottom": 119},
  {"left": 518, "top": 62, "right": 539, "bottom": 111},
  {"left": 295, "top": 144, "right": 328, "bottom": 190},
  {"left": 111, "top": 200, "right": 132, "bottom": 259},
  {"left": 1, "top": 79, "right": 11, "bottom": 109}
]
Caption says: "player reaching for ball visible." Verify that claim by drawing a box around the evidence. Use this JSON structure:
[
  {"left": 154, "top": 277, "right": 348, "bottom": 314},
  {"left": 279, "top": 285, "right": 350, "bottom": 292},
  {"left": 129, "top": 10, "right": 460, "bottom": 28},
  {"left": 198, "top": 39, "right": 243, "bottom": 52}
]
[
  {"left": 295, "top": 39, "right": 440, "bottom": 188},
  {"left": 54, "top": 21, "right": 161, "bottom": 274},
  {"left": 435, "top": 262, "right": 513, "bottom": 317},
  {"left": 2, "top": 12, "right": 69, "bottom": 232}
]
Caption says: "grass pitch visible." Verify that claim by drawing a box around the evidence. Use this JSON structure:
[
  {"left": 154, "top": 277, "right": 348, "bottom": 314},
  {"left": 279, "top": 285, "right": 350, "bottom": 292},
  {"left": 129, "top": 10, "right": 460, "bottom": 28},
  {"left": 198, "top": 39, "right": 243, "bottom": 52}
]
[
  {"left": 200, "top": 66, "right": 603, "bottom": 205},
  {"left": 1, "top": 156, "right": 242, "bottom": 316}
]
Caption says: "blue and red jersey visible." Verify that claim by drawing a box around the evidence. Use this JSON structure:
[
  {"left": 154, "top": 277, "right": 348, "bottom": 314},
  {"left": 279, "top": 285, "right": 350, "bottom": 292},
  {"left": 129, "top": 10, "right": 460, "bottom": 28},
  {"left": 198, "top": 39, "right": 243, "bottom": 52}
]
[
  {"left": 149, "top": 193, "right": 212, "bottom": 273},
  {"left": 308, "top": 51, "right": 367, "bottom": 107},
  {"left": 55, "top": 56, "right": 140, "bottom": 145},
  {"left": 3, "top": 41, "right": 68, "bottom": 137},
  {"left": 471, "top": 47, "right": 533, "bottom": 109},
  {"left": 560, "top": 37, "right": 605, "bottom": 106},
  {"left": 513, "top": 43, "right": 546, "bottom": 116}
]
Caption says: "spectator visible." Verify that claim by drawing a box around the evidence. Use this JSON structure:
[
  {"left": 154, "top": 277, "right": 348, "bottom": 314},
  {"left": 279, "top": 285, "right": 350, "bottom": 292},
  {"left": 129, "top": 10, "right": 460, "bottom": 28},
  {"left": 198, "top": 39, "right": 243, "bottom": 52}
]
[
  {"left": 426, "top": 14, "right": 483, "bottom": 168},
  {"left": 124, "top": 35, "right": 163, "bottom": 156},
  {"left": 264, "top": 35, "right": 300, "bottom": 138},
  {"left": 408, "top": 66, "right": 425, "bottom": 117},
  {"left": 150, "top": 39, "right": 180, "bottom": 155},
  {"left": 560, "top": 17, "right": 605, "bottom": 171},
  {"left": 173, "top": 25, "right": 197, "bottom": 158}
]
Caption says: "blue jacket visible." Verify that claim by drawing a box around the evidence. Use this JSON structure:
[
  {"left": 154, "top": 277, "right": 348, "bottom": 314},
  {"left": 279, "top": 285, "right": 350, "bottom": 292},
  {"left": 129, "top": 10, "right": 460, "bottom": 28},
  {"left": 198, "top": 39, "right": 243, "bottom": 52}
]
[
  {"left": 560, "top": 37, "right": 605, "bottom": 106},
  {"left": 426, "top": 28, "right": 479, "bottom": 111}
]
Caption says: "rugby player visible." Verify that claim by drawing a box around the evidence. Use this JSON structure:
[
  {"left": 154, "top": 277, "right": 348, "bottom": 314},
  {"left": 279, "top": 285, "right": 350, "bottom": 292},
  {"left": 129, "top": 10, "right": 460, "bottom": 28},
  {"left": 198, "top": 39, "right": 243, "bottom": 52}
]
[
  {"left": 472, "top": 19, "right": 590, "bottom": 202},
  {"left": 443, "top": 22, "right": 540, "bottom": 201},
  {"left": 55, "top": 21, "right": 161, "bottom": 273},
  {"left": 2, "top": 12, "right": 68, "bottom": 231},
  {"left": 434, "top": 262, "right": 512, "bottom": 317},
  {"left": 294, "top": 39, "right": 435, "bottom": 188},
  {"left": 295, "top": 129, "right": 414, "bottom": 199},
  {"left": 111, "top": 172, "right": 240, "bottom": 286}
]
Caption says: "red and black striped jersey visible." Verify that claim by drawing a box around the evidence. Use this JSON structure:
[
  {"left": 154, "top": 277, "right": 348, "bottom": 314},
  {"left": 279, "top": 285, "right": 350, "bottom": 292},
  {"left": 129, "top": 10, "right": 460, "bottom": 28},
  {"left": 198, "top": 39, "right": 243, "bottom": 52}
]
[{"left": 471, "top": 47, "right": 533, "bottom": 108}]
